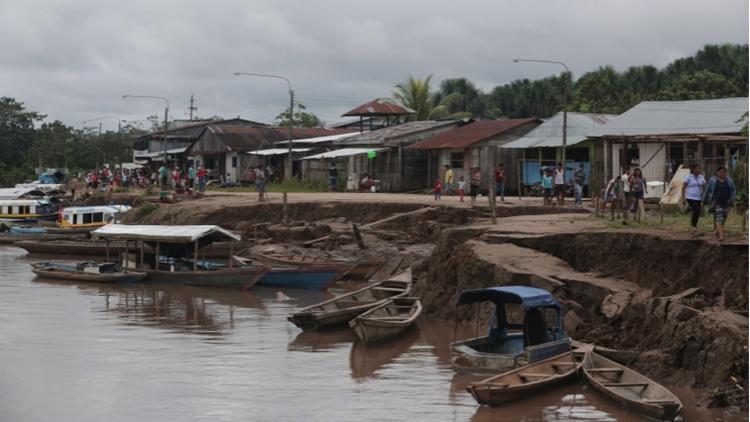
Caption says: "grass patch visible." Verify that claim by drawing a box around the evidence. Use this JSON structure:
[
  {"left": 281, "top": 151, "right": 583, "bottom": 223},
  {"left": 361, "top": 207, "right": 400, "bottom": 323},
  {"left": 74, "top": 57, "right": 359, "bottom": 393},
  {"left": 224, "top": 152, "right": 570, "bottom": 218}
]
[
  {"left": 596, "top": 207, "right": 747, "bottom": 237},
  {"left": 216, "top": 180, "right": 329, "bottom": 193},
  {"left": 131, "top": 203, "right": 159, "bottom": 222}
]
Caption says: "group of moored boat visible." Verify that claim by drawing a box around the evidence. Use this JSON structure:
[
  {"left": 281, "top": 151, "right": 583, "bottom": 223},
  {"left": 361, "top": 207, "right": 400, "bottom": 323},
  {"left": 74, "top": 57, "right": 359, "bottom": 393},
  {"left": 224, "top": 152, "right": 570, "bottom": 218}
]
[
  {"left": 287, "top": 270, "right": 423, "bottom": 344},
  {"left": 455, "top": 285, "right": 683, "bottom": 421}
]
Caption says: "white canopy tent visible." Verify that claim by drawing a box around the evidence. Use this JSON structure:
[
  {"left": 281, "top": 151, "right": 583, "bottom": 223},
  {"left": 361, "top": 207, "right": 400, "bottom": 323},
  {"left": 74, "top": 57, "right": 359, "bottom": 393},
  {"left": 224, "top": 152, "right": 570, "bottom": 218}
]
[{"left": 93, "top": 224, "right": 240, "bottom": 243}]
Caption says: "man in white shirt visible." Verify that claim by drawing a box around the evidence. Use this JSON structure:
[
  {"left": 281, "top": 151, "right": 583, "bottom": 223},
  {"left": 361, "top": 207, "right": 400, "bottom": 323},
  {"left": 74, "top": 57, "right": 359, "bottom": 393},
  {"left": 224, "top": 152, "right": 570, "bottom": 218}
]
[
  {"left": 621, "top": 168, "right": 632, "bottom": 211},
  {"left": 554, "top": 162, "right": 565, "bottom": 205}
]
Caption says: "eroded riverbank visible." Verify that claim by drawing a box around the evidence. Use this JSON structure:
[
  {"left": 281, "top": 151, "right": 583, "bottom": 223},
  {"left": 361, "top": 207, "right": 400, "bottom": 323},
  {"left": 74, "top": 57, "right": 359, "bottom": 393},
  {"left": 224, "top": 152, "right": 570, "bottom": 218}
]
[{"left": 76, "top": 192, "right": 750, "bottom": 416}]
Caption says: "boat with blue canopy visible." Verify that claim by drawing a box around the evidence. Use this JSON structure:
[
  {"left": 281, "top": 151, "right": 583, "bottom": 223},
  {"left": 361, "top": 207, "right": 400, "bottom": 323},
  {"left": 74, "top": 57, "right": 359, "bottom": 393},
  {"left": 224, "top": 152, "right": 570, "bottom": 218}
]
[{"left": 451, "top": 285, "right": 570, "bottom": 373}]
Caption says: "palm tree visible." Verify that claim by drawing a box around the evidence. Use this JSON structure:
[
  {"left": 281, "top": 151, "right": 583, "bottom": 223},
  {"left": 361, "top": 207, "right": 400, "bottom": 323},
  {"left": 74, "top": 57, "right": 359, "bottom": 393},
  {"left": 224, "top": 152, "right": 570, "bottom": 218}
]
[{"left": 393, "top": 75, "right": 435, "bottom": 121}]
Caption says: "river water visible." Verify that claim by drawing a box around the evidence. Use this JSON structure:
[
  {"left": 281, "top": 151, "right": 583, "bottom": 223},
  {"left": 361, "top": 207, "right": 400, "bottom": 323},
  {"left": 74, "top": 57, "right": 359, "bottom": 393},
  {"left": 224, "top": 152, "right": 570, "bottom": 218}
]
[{"left": 0, "top": 246, "right": 738, "bottom": 421}]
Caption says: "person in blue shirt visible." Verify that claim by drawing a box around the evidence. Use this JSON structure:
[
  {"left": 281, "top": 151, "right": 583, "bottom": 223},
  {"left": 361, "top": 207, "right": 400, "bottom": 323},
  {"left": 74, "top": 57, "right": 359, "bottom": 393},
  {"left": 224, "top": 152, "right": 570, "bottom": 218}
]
[
  {"left": 542, "top": 169, "right": 554, "bottom": 206},
  {"left": 703, "top": 166, "right": 736, "bottom": 242},
  {"left": 681, "top": 164, "right": 706, "bottom": 229}
]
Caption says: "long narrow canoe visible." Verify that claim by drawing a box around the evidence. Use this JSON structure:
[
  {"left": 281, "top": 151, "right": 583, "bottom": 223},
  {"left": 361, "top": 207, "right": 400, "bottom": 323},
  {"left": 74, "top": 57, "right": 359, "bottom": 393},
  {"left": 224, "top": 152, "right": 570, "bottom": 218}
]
[
  {"left": 256, "top": 265, "right": 347, "bottom": 290},
  {"left": 31, "top": 262, "right": 147, "bottom": 283},
  {"left": 582, "top": 352, "right": 683, "bottom": 421},
  {"left": 14, "top": 239, "right": 129, "bottom": 256},
  {"left": 250, "top": 251, "right": 382, "bottom": 281},
  {"left": 349, "top": 296, "right": 422, "bottom": 344},
  {"left": 467, "top": 351, "right": 580, "bottom": 406},
  {"left": 288, "top": 271, "right": 412, "bottom": 331},
  {"left": 148, "top": 266, "right": 269, "bottom": 290}
]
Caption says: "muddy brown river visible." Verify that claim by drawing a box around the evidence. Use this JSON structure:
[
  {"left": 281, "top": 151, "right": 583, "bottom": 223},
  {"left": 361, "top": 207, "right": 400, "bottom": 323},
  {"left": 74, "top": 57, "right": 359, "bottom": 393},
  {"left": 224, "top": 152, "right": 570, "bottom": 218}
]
[{"left": 0, "top": 246, "right": 739, "bottom": 421}]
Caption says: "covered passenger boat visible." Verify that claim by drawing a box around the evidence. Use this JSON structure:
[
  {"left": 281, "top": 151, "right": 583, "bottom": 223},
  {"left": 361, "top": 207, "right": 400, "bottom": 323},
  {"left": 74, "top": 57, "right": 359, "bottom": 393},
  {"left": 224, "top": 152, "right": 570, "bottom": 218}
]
[
  {"left": 93, "top": 225, "right": 268, "bottom": 289},
  {"left": 451, "top": 285, "right": 570, "bottom": 373},
  {"left": 56, "top": 205, "right": 132, "bottom": 231},
  {"left": 0, "top": 199, "right": 57, "bottom": 223}
]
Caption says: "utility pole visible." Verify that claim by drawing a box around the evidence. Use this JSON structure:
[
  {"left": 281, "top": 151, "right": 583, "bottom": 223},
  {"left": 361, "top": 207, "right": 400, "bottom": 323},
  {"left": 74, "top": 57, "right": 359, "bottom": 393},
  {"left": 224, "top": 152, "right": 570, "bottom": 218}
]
[
  {"left": 233, "top": 72, "right": 295, "bottom": 181},
  {"left": 189, "top": 94, "right": 197, "bottom": 121}
]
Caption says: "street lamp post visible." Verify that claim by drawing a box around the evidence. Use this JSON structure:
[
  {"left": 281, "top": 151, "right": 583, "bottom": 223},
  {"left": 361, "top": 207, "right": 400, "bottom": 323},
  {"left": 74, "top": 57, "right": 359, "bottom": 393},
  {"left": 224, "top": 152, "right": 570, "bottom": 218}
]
[
  {"left": 233, "top": 72, "right": 295, "bottom": 181},
  {"left": 122, "top": 95, "right": 170, "bottom": 162},
  {"left": 83, "top": 115, "right": 122, "bottom": 170},
  {"left": 512, "top": 58, "right": 571, "bottom": 181}
]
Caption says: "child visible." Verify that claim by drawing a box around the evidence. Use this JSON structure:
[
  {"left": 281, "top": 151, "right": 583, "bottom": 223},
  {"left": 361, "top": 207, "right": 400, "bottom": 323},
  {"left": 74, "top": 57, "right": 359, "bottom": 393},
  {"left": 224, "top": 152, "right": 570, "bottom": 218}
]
[
  {"left": 434, "top": 178, "right": 442, "bottom": 200},
  {"left": 542, "top": 170, "right": 553, "bottom": 206},
  {"left": 457, "top": 177, "right": 466, "bottom": 202}
]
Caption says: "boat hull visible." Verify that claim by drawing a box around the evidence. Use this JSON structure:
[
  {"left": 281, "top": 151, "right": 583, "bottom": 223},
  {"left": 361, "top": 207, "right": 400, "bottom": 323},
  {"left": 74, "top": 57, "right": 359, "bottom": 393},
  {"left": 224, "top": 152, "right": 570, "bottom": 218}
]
[
  {"left": 146, "top": 267, "right": 268, "bottom": 289},
  {"left": 582, "top": 352, "right": 683, "bottom": 421},
  {"left": 257, "top": 267, "right": 343, "bottom": 290},
  {"left": 15, "top": 240, "right": 128, "bottom": 256},
  {"left": 349, "top": 297, "right": 422, "bottom": 344},
  {"left": 288, "top": 279, "right": 412, "bottom": 331},
  {"left": 467, "top": 352, "right": 579, "bottom": 406},
  {"left": 452, "top": 336, "right": 572, "bottom": 373},
  {"left": 31, "top": 267, "right": 147, "bottom": 283}
]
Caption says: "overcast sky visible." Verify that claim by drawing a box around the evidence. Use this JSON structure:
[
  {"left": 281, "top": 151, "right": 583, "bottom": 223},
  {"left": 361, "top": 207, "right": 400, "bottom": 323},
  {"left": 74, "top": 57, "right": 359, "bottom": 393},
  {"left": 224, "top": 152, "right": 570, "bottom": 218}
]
[{"left": 0, "top": 0, "right": 747, "bottom": 130}]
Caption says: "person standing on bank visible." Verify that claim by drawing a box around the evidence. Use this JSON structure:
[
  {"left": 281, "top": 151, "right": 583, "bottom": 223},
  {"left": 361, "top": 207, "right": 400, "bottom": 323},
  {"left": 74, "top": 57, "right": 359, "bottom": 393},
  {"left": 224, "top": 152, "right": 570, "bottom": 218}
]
[
  {"left": 629, "top": 168, "right": 647, "bottom": 222},
  {"left": 573, "top": 163, "right": 585, "bottom": 206},
  {"left": 444, "top": 165, "right": 454, "bottom": 195},
  {"left": 681, "top": 163, "right": 706, "bottom": 230},
  {"left": 554, "top": 162, "right": 565, "bottom": 206},
  {"left": 328, "top": 163, "right": 338, "bottom": 191},
  {"left": 494, "top": 164, "right": 505, "bottom": 202},
  {"left": 703, "top": 166, "right": 736, "bottom": 242},
  {"left": 187, "top": 165, "right": 196, "bottom": 190},
  {"left": 255, "top": 165, "right": 267, "bottom": 202},
  {"left": 470, "top": 167, "right": 481, "bottom": 204}
]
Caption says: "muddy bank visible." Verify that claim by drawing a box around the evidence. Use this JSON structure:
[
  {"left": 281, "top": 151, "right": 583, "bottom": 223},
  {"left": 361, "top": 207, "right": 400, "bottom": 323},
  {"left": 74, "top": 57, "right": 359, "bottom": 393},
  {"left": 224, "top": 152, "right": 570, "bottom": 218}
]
[{"left": 413, "top": 225, "right": 748, "bottom": 407}]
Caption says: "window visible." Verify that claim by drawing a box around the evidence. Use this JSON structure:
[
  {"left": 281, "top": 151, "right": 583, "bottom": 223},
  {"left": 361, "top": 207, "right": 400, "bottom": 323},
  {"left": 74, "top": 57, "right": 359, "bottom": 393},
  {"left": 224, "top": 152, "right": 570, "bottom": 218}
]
[
  {"left": 83, "top": 213, "right": 92, "bottom": 224},
  {"left": 505, "top": 303, "right": 524, "bottom": 326},
  {"left": 231, "top": 156, "right": 238, "bottom": 168},
  {"left": 449, "top": 152, "right": 464, "bottom": 169},
  {"left": 621, "top": 147, "right": 640, "bottom": 167},
  {"left": 92, "top": 212, "right": 104, "bottom": 223}
]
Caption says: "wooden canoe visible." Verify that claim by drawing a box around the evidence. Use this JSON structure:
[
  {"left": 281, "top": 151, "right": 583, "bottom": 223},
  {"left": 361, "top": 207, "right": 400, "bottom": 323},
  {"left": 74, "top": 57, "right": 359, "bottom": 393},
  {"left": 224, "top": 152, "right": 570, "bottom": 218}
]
[
  {"left": 31, "top": 262, "right": 147, "bottom": 283},
  {"left": 249, "top": 251, "right": 383, "bottom": 281},
  {"left": 14, "top": 239, "right": 130, "bottom": 256},
  {"left": 582, "top": 352, "right": 683, "bottom": 421},
  {"left": 349, "top": 296, "right": 422, "bottom": 344},
  {"left": 466, "top": 351, "right": 580, "bottom": 406},
  {"left": 147, "top": 265, "right": 269, "bottom": 290},
  {"left": 287, "top": 273, "right": 411, "bottom": 331}
]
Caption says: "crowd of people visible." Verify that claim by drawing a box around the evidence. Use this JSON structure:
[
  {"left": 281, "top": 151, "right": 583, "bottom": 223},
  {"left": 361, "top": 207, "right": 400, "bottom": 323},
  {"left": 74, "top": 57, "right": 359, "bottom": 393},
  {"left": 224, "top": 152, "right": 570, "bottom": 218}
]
[{"left": 83, "top": 167, "right": 154, "bottom": 192}]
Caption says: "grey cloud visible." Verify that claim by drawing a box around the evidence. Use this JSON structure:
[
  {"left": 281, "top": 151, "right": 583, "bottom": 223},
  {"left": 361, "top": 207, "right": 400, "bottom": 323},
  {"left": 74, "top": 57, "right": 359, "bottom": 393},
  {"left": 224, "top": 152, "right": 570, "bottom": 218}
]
[{"left": 0, "top": 0, "right": 746, "bottom": 130}]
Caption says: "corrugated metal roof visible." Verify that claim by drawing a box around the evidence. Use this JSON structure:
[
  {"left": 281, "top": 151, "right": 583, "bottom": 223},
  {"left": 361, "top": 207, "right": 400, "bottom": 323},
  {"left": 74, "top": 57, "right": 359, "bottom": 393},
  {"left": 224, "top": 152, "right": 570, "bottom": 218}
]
[
  {"left": 408, "top": 118, "right": 539, "bottom": 150},
  {"left": 335, "top": 121, "right": 458, "bottom": 146},
  {"left": 502, "top": 112, "right": 614, "bottom": 149},
  {"left": 93, "top": 224, "right": 240, "bottom": 242},
  {"left": 342, "top": 98, "right": 415, "bottom": 116},
  {"left": 0, "top": 187, "right": 40, "bottom": 200},
  {"left": 301, "top": 148, "right": 388, "bottom": 160},
  {"left": 275, "top": 132, "right": 361, "bottom": 145},
  {"left": 200, "top": 126, "right": 353, "bottom": 152},
  {"left": 246, "top": 148, "right": 312, "bottom": 156},
  {"left": 590, "top": 97, "right": 748, "bottom": 137}
]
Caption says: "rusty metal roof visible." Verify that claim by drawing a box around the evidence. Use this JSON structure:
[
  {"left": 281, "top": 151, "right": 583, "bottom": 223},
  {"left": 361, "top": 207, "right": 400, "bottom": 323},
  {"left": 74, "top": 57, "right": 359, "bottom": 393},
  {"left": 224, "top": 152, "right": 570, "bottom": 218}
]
[
  {"left": 342, "top": 98, "right": 415, "bottom": 116},
  {"left": 197, "top": 126, "right": 354, "bottom": 152},
  {"left": 408, "top": 118, "right": 539, "bottom": 150}
]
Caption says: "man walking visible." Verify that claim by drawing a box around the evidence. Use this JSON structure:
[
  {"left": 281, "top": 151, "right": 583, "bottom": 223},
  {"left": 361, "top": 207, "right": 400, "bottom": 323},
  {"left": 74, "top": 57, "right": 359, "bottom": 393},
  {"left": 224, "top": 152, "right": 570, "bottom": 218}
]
[
  {"left": 494, "top": 164, "right": 505, "bottom": 202},
  {"left": 554, "top": 162, "right": 565, "bottom": 206},
  {"left": 328, "top": 163, "right": 338, "bottom": 191}
]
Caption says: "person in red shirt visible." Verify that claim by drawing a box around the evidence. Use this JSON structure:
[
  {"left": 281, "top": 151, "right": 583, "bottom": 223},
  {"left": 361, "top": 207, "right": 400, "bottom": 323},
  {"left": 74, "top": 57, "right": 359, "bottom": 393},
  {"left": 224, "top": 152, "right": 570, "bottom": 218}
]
[
  {"left": 196, "top": 166, "right": 207, "bottom": 194},
  {"left": 434, "top": 178, "right": 442, "bottom": 200},
  {"left": 494, "top": 164, "right": 505, "bottom": 202}
]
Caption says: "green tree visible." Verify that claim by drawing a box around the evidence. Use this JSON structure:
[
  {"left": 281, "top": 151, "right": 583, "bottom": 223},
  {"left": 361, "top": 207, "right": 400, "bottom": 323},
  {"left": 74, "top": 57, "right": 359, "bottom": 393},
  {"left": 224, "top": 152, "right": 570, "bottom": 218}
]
[
  {"left": 657, "top": 70, "right": 739, "bottom": 100},
  {"left": 0, "top": 97, "right": 44, "bottom": 184},
  {"left": 393, "top": 74, "right": 435, "bottom": 121},
  {"left": 431, "top": 77, "right": 487, "bottom": 118},
  {"left": 275, "top": 103, "right": 323, "bottom": 127}
]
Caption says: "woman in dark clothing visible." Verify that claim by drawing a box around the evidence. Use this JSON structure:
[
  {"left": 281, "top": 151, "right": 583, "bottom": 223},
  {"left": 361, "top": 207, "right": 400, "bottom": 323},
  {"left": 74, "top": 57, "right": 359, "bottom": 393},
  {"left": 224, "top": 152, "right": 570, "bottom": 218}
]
[{"left": 703, "top": 166, "right": 736, "bottom": 242}]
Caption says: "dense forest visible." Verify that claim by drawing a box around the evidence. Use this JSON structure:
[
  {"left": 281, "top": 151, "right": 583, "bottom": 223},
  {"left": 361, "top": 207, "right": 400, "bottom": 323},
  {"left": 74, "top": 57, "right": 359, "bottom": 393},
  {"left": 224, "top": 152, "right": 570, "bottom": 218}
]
[
  {"left": 0, "top": 43, "right": 747, "bottom": 185},
  {"left": 394, "top": 43, "right": 748, "bottom": 120}
]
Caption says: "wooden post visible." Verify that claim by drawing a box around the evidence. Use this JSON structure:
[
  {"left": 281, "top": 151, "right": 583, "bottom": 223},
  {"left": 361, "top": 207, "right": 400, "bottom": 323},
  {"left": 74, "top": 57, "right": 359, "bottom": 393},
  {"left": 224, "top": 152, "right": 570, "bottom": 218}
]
[
  {"left": 193, "top": 240, "right": 199, "bottom": 271},
  {"left": 282, "top": 191, "right": 288, "bottom": 226},
  {"left": 124, "top": 240, "right": 129, "bottom": 272},
  {"left": 155, "top": 241, "right": 160, "bottom": 271},
  {"left": 139, "top": 241, "right": 144, "bottom": 270},
  {"left": 105, "top": 239, "right": 110, "bottom": 261},
  {"left": 517, "top": 159, "right": 523, "bottom": 201},
  {"left": 229, "top": 240, "right": 234, "bottom": 267},
  {"left": 490, "top": 179, "right": 497, "bottom": 224},
  {"left": 352, "top": 224, "right": 366, "bottom": 249},
  {"left": 397, "top": 145, "right": 404, "bottom": 192}
]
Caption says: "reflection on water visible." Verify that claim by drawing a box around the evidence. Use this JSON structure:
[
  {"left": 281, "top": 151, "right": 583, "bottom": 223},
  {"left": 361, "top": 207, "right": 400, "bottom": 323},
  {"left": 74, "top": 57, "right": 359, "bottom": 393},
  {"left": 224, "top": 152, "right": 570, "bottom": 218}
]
[{"left": 0, "top": 246, "right": 737, "bottom": 422}]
